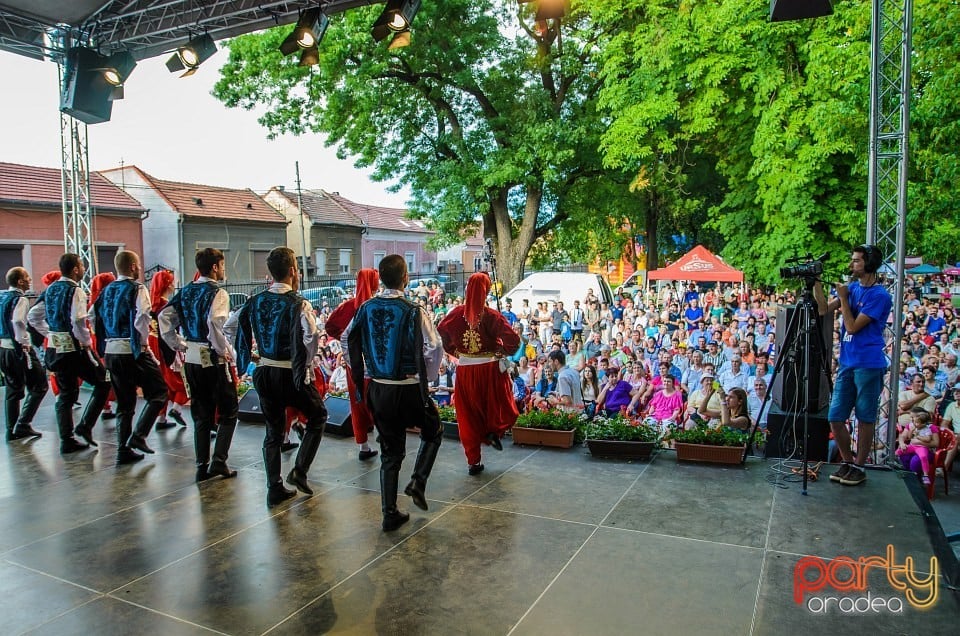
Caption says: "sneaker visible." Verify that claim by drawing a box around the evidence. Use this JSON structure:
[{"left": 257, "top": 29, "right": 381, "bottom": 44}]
[
  {"left": 829, "top": 463, "right": 851, "bottom": 483},
  {"left": 922, "top": 475, "right": 931, "bottom": 486},
  {"left": 840, "top": 466, "right": 867, "bottom": 486}
]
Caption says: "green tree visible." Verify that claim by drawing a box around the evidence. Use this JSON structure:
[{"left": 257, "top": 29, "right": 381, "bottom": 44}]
[{"left": 213, "top": 0, "right": 633, "bottom": 289}]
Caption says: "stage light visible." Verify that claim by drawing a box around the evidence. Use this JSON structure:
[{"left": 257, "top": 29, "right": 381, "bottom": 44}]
[
  {"left": 60, "top": 46, "right": 116, "bottom": 124},
  {"left": 371, "top": 0, "right": 422, "bottom": 42},
  {"left": 280, "top": 8, "right": 330, "bottom": 66},
  {"left": 770, "top": 0, "right": 833, "bottom": 22},
  {"left": 166, "top": 33, "right": 217, "bottom": 77},
  {"left": 101, "top": 50, "right": 136, "bottom": 86}
]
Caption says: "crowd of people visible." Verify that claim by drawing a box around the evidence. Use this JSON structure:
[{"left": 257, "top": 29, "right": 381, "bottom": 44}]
[{"left": 2, "top": 244, "right": 959, "bottom": 526}]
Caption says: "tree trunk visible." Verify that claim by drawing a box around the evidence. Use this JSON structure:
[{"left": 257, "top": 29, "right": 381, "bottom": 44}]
[
  {"left": 644, "top": 200, "right": 659, "bottom": 272},
  {"left": 483, "top": 185, "right": 540, "bottom": 292}
]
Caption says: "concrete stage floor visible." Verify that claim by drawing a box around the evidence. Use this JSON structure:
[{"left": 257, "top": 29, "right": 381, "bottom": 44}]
[{"left": 2, "top": 398, "right": 959, "bottom": 635}]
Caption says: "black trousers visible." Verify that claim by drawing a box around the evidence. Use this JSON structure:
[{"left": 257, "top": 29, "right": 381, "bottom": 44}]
[
  {"left": 253, "top": 366, "right": 326, "bottom": 485},
  {"left": 105, "top": 352, "right": 167, "bottom": 446},
  {"left": 184, "top": 362, "right": 237, "bottom": 467},
  {"left": 46, "top": 348, "right": 110, "bottom": 440},
  {"left": 366, "top": 382, "right": 440, "bottom": 471},
  {"left": 1, "top": 347, "right": 47, "bottom": 432}
]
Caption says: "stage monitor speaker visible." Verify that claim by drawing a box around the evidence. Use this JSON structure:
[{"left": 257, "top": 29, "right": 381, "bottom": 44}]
[
  {"left": 60, "top": 47, "right": 115, "bottom": 125},
  {"left": 770, "top": 0, "right": 833, "bottom": 22},
  {"left": 238, "top": 388, "right": 264, "bottom": 423},
  {"left": 771, "top": 303, "right": 833, "bottom": 412},
  {"left": 324, "top": 396, "right": 354, "bottom": 437},
  {"left": 765, "top": 404, "right": 831, "bottom": 462}
]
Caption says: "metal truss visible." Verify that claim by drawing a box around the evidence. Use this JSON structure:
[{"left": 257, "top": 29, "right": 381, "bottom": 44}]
[
  {"left": 59, "top": 109, "right": 96, "bottom": 289},
  {"left": 865, "top": 0, "right": 913, "bottom": 459}
]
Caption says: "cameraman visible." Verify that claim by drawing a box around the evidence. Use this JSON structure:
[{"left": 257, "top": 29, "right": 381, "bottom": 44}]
[{"left": 813, "top": 245, "right": 892, "bottom": 486}]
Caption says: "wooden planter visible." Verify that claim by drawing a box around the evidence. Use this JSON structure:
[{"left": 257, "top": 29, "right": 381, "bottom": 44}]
[
  {"left": 674, "top": 443, "right": 745, "bottom": 465},
  {"left": 586, "top": 439, "right": 656, "bottom": 460},
  {"left": 512, "top": 427, "right": 576, "bottom": 449},
  {"left": 442, "top": 420, "right": 460, "bottom": 440}
]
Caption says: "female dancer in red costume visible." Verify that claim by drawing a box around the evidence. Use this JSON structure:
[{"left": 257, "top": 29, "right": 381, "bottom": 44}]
[
  {"left": 438, "top": 272, "right": 520, "bottom": 475},
  {"left": 324, "top": 268, "right": 380, "bottom": 461},
  {"left": 87, "top": 272, "right": 118, "bottom": 419},
  {"left": 148, "top": 270, "right": 189, "bottom": 429}
]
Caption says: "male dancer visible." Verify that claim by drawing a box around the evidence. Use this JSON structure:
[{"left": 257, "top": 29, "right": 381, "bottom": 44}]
[
  {"left": 93, "top": 251, "right": 167, "bottom": 464},
  {"left": 159, "top": 248, "right": 237, "bottom": 481},
  {"left": 348, "top": 255, "right": 443, "bottom": 531},
  {"left": 438, "top": 272, "right": 520, "bottom": 475},
  {"left": 27, "top": 254, "right": 110, "bottom": 453},
  {"left": 324, "top": 268, "right": 379, "bottom": 462},
  {"left": 815, "top": 244, "right": 893, "bottom": 486},
  {"left": 1, "top": 267, "right": 46, "bottom": 440},
  {"left": 233, "top": 247, "right": 327, "bottom": 506}
]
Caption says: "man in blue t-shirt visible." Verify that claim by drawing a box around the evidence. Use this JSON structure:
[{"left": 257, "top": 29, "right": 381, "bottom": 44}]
[
  {"left": 683, "top": 298, "right": 704, "bottom": 331},
  {"left": 815, "top": 245, "right": 893, "bottom": 487}
]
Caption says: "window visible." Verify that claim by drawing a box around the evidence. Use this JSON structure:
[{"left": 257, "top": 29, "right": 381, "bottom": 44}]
[
  {"left": 338, "top": 249, "right": 351, "bottom": 274},
  {"left": 315, "top": 249, "right": 326, "bottom": 275},
  {"left": 96, "top": 246, "right": 118, "bottom": 275},
  {"left": 404, "top": 251, "right": 416, "bottom": 274},
  {"left": 251, "top": 250, "right": 271, "bottom": 280},
  {"left": 373, "top": 251, "right": 386, "bottom": 269},
  {"left": 0, "top": 246, "right": 22, "bottom": 278}
]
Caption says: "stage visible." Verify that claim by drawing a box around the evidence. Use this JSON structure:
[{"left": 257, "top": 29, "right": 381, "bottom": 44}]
[{"left": 1, "top": 399, "right": 958, "bottom": 634}]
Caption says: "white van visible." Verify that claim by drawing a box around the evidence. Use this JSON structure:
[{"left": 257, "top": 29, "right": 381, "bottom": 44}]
[{"left": 503, "top": 272, "right": 615, "bottom": 312}]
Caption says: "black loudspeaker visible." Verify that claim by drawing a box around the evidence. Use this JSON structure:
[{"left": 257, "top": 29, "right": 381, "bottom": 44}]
[
  {"left": 238, "top": 388, "right": 264, "bottom": 423},
  {"left": 765, "top": 404, "right": 831, "bottom": 461},
  {"left": 60, "top": 47, "right": 114, "bottom": 125},
  {"left": 772, "top": 304, "right": 833, "bottom": 413},
  {"left": 770, "top": 0, "right": 833, "bottom": 22},
  {"left": 324, "top": 396, "right": 354, "bottom": 437}
]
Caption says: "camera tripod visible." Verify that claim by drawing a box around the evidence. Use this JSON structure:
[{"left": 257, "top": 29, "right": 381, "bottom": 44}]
[{"left": 742, "top": 278, "right": 832, "bottom": 495}]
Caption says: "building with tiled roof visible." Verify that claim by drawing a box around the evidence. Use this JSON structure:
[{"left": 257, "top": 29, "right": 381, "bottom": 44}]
[
  {"left": 0, "top": 161, "right": 145, "bottom": 286},
  {"left": 101, "top": 166, "right": 288, "bottom": 282}
]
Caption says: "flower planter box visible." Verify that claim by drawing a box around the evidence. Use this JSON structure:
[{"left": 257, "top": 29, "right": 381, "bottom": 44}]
[
  {"left": 674, "top": 443, "right": 745, "bottom": 465},
  {"left": 512, "top": 427, "right": 575, "bottom": 449},
  {"left": 442, "top": 420, "right": 460, "bottom": 441},
  {"left": 586, "top": 439, "right": 656, "bottom": 460}
]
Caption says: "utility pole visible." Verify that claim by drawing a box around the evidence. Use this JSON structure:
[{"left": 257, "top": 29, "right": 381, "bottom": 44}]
[{"left": 295, "top": 161, "right": 308, "bottom": 286}]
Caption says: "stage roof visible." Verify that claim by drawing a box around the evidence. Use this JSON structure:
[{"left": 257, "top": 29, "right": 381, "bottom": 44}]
[{"left": 0, "top": 0, "right": 379, "bottom": 61}]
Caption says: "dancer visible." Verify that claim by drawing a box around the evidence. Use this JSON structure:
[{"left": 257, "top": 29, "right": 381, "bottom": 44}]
[
  {"left": 27, "top": 254, "right": 111, "bottom": 453},
  {"left": 93, "top": 251, "right": 167, "bottom": 464},
  {"left": 233, "top": 247, "right": 326, "bottom": 506},
  {"left": 324, "top": 268, "right": 380, "bottom": 462},
  {"left": 1, "top": 267, "right": 46, "bottom": 441},
  {"left": 438, "top": 272, "right": 520, "bottom": 475},
  {"left": 148, "top": 270, "right": 189, "bottom": 430},
  {"left": 88, "top": 272, "right": 118, "bottom": 421},
  {"left": 348, "top": 255, "right": 443, "bottom": 531},
  {"left": 159, "top": 248, "right": 237, "bottom": 482}
]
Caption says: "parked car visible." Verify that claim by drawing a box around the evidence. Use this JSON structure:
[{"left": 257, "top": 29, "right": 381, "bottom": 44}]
[
  {"left": 408, "top": 276, "right": 458, "bottom": 296},
  {"left": 300, "top": 286, "right": 347, "bottom": 308}
]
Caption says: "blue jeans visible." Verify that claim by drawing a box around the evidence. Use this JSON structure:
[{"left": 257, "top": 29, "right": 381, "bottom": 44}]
[{"left": 827, "top": 366, "right": 885, "bottom": 424}]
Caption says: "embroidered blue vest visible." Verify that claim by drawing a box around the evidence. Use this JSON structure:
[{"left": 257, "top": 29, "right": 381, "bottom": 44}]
[
  {"left": 94, "top": 279, "right": 142, "bottom": 358},
  {"left": 44, "top": 280, "right": 79, "bottom": 337},
  {"left": 235, "top": 290, "right": 308, "bottom": 389},
  {"left": 0, "top": 289, "right": 23, "bottom": 340},
  {"left": 353, "top": 296, "right": 419, "bottom": 380},
  {"left": 167, "top": 281, "right": 219, "bottom": 343}
]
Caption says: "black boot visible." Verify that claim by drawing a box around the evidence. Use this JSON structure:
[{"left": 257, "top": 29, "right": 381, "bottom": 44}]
[
  {"left": 196, "top": 463, "right": 212, "bottom": 482},
  {"left": 267, "top": 482, "right": 297, "bottom": 507},
  {"left": 287, "top": 426, "right": 323, "bottom": 494},
  {"left": 127, "top": 433, "right": 154, "bottom": 455},
  {"left": 404, "top": 438, "right": 442, "bottom": 511},
  {"left": 380, "top": 461, "right": 409, "bottom": 532},
  {"left": 116, "top": 447, "right": 144, "bottom": 465},
  {"left": 264, "top": 446, "right": 296, "bottom": 506},
  {"left": 286, "top": 467, "right": 313, "bottom": 495}
]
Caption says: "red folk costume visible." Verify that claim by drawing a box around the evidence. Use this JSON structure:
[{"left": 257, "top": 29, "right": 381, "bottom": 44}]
[
  {"left": 148, "top": 270, "right": 189, "bottom": 408},
  {"left": 40, "top": 271, "right": 63, "bottom": 396},
  {"left": 324, "top": 269, "right": 379, "bottom": 444},
  {"left": 437, "top": 273, "right": 521, "bottom": 466},
  {"left": 87, "top": 272, "right": 117, "bottom": 407}
]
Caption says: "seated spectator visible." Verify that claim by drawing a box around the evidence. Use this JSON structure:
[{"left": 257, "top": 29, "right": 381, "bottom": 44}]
[
  {"left": 430, "top": 359, "right": 456, "bottom": 406},
  {"left": 510, "top": 366, "right": 527, "bottom": 414},
  {"left": 718, "top": 386, "right": 751, "bottom": 430},
  {"left": 644, "top": 374, "right": 685, "bottom": 432},
  {"left": 533, "top": 366, "right": 558, "bottom": 402},
  {"left": 747, "top": 378, "right": 771, "bottom": 430},
  {"left": 328, "top": 355, "right": 349, "bottom": 393},
  {"left": 597, "top": 369, "right": 637, "bottom": 417},
  {"left": 896, "top": 408, "right": 939, "bottom": 485},
  {"left": 581, "top": 365, "right": 600, "bottom": 418},
  {"left": 718, "top": 354, "right": 751, "bottom": 393},
  {"left": 684, "top": 373, "right": 722, "bottom": 429},
  {"left": 897, "top": 373, "right": 936, "bottom": 425}
]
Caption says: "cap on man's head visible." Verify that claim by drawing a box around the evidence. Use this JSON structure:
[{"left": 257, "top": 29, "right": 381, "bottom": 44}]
[
  {"left": 708, "top": 340, "right": 718, "bottom": 346},
  {"left": 953, "top": 383, "right": 960, "bottom": 391},
  {"left": 701, "top": 373, "right": 715, "bottom": 381}
]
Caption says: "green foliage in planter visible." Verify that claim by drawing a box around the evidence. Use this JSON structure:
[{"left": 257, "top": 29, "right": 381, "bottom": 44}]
[
  {"left": 584, "top": 414, "right": 659, "bottom": 443},
  {"left": 515, "top": 409, "right": 585, "bottom": 442},
  {"left": 666, "top": 423, "right": 762, "bottom": 448},
  {"left": 437, "top": 405, "right": 457, "bottom": 422}
]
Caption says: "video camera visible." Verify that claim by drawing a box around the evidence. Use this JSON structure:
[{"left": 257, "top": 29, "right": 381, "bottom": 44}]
[{"left": 780, "top": 253, "right": 826, "bottom": 280}]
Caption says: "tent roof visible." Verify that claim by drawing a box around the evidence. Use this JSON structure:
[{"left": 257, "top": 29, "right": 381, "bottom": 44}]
[{"left": 647, "top": 245, "right": 744, "bottom": 283}]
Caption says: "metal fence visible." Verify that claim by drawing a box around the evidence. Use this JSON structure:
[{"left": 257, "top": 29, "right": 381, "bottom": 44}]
[{"left": 220, "top": 270, "right": 470, "bottom": 302}]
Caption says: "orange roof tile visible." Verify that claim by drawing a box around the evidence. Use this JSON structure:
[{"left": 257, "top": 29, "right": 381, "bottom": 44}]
[
  {"left": 323, "top": 190, "right": 431, "bottom": 234},
  {"left": 271, "top": 188, "right": 364, "bottom": 227},
  {"left": 144, "top": 175, "right": 286, "bottom": 224},
  {"left": 0, "top": 161, "right": 145, "bottom": 213}
]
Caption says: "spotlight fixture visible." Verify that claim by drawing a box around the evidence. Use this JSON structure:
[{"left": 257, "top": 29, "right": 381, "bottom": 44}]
[
  {"left": 280, "top": 8, "right": 330, "bottom": 66},
  {"left": 770, "top": 0, "right": 833, "bottom": 21},
  {"left": 60, "top": 46, "right": 122, "bottom": 124},
  {"left": 100, "top": 50, "right": 136, "bottom": 87},
  {"left": 165, "top": 33, "right": 217, "bottom": 77},
  {"left": 371, "top": 0, "right": 422, "bottom": 42}
]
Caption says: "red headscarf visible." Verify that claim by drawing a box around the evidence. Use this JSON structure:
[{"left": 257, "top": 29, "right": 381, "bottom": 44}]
[
  {"left": 150, "top": 270, "right": 175, "bottom": 314},
  {"left": 88, "top": 272, "right": 116, "bottom": 306},
  {"left": 354, "top": 268, "right": 379, "bottom": 311},
  {"left": 41, "top": 270, "right": 60, "bottom": 288},
  {"left": 464, "top": 272, "right": 492, "bottom": 326}
]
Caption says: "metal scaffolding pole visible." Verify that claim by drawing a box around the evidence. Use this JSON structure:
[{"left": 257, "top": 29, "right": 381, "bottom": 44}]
[{"left": 865, "top": 0, "right": 913, "bottom": 461}]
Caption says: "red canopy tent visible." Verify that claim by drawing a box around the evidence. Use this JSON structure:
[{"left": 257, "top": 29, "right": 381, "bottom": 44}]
[{"left": 647, "top": 245, "right": 744, "bottom": 283}]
